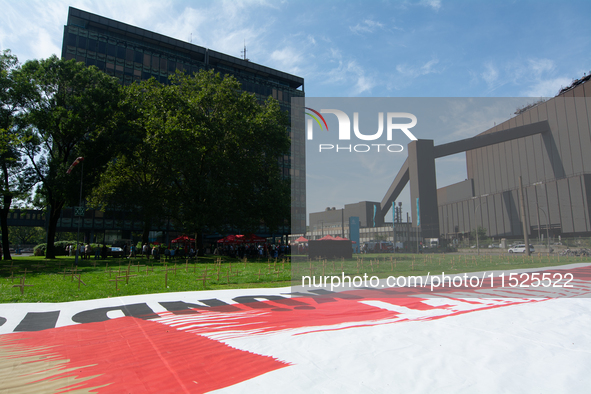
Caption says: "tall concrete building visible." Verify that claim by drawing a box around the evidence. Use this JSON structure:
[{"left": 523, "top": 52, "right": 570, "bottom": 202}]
[{"left": 60, "top": 7, "right": 305, "bottom": 240}]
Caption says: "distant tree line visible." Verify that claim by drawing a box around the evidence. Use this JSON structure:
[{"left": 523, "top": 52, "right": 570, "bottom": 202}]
[{"left": 0, "top": 50, "right": 290, "bottom": 260}]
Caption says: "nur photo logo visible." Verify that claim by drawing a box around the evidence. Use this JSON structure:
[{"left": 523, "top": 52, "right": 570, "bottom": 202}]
[{"left": 305, "top": 107, "right": 418, "bottom": 153}]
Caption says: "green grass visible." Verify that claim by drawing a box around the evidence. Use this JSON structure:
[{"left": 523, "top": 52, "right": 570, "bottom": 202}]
[
  {"left": 2, "top": 252, "right": 587, "bottom": 303},
  {"left": 0, "top": 255, "right": 291, "bottom": 303}
]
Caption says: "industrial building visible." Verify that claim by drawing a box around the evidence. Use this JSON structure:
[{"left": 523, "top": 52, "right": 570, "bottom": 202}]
[
  {"left": 437, "top": 76, "right": 591, "bottom": 241},
  {"left": 306, "top": 75, "right": 591, "bottom": 247}
]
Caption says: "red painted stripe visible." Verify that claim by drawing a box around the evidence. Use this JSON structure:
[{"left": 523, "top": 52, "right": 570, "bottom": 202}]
[{"left": 1, "top": 317, "right": 289, "bottom": 393}]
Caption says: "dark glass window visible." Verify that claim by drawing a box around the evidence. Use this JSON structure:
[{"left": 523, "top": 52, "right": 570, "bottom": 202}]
[
  {"left": 143, "top": 54, "right": 150, "bottom": 68},
  {"left": 88, "top": 38, "right": 97, "bottom": 50},
  {"left": 78, "top": 36, "right": 86, "bottom": 49},
  {"left": 96, "top": 61, "right": 105, "bottom": 70},
  {"left": 126, "top": 48, "right": 134, "bottom": 62},
  {"left": 98, "top": 41, "right": 106, "bottom": 53},
  {"left": 134, "top": 51, "right": 143, "bottom": 64},
  {"left": 152, "top": 55, "right": 159, "bottom": 71},
  {"left": 67, "top": 33, "right": 76, "bottom": 46},
  {"left": 168, "top": 60, "right": 175, "bottom": 72},
  {"left": 107, "top": 45, "right": 116, "bottom": 57},
  {"left": 87, "top": 58, "right": 96, "bottom": 67},
  {"left": 117, "top": 46, "right": 125, "bottom": 59}
]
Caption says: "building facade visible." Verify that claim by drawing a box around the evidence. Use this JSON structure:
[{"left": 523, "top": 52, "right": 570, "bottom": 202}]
[
  {"left": 437, "top": 77, "right": 591, "bottom": 240},
  {"left": 60, "top": 7, "right": 305, "bottom": 241}
]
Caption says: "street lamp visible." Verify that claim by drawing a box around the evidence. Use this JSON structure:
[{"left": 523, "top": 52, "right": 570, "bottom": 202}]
[
  {"left": 473, "top": 194, "right": 489, "bottom": 256},
  {"left": 67, "top": 157, "right": 84, "bottom": 266},
  {"left": 537, "top": 206, "right": 551, "bottom": 253},
  {"left": 533, "top": 182, "right": 551, "bottom": 254}
]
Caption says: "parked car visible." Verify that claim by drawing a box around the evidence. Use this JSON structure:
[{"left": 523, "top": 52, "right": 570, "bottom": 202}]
[
  {"left": 109, "top": 247, "right": 124, "bottom": 257},
  {"left": 508, "top": 244, "right": 534, "bottom": 253}
]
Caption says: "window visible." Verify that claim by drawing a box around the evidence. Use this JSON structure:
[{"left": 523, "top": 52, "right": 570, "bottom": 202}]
[
  {"left": 67, "top": 33, "right": 76, "bottom": 46},
  {"left": 126, "top": 48, "right": 134, "bottom": 62}
]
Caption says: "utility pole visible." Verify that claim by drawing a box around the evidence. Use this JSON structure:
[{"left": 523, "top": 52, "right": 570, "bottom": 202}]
[
  {"left": 519, "top": 176, "right": 531, "bottom": 256},
  {"left": 67, "top": 157, "right": 85, "bottom": 266}
]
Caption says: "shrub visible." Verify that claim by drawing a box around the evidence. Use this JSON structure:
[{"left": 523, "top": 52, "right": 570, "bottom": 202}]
[{"left": 34, "top": 243, "right": 46, "bottom": 256}]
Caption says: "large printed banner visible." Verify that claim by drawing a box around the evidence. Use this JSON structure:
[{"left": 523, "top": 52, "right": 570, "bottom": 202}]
[{"left": 1, "top": 264, "right": 591, "bottom": 392}]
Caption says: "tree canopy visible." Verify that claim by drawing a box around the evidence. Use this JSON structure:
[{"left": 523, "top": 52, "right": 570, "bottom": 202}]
[
  {"left": 19, "top": 56, "right": 122, "bottom": 258},
  {"left": 89, "top": 70, "right": 290, "bottom": 247},
  {"left": 0, "top": 49, "right": 36, "bottom": 260},
  {"left": 2, "top": 53, "right": 290, "bottom": 258}
]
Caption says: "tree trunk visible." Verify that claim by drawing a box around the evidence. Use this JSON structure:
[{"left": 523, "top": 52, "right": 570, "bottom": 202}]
[
  {"left": 45, "top": 202, "right": 64, "bottom": 259},
  {"left": 196, "top": 232, "right": 205, "bottom": 256},
  {"left": 142, "top": 220, "right": 151, "bottom": 246},
  {"left": 0, "top": 195, "right": 12, "bottom": 261}
]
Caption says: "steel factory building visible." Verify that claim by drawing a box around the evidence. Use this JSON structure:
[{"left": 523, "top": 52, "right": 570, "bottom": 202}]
[{"left": 379, "top": 75, "right": 591, "bottom": 241}]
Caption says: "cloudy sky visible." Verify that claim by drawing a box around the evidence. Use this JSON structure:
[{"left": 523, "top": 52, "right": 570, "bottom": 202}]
[{"left": 2, "top": 0, "right": 590, "bottom": 222}]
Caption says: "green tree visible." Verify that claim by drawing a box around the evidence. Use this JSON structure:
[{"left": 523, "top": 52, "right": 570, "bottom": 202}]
[
  {"left": 19, "top": 56, "right": 122, "bottom": 258},
  {"left": 7, "top": 226, "right": 45, "bottom": 245},
  {"left": 89, "top": 70, "right": 290, "bottom": 250},
  {"left": 161, "top": 71, "right": 290, "bottom": 247},
  {"left": 470, "top": 226, "right": 488, "bottom": 242},
  {"left": 88, "top": 78, "right": 174, "bottom": 245},
  {"left": 0, "top": 49, "right": 36, "bottom": 261}
]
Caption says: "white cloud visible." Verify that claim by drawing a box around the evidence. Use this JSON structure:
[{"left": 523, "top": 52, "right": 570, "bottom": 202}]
[
  {"left": 323, "top": 53, "right": 377, "bottom": 95},
  {"left": 523, "top": 77, "right": 571, "bottom": 98},
  {"left": 396, "top": 57, "right": 440, "bottom": 79},
  {"left": 419, "top": 0, "right": 442, "bottom": 11},
  {"left": 481, "top": 62, "right": 499, "bottom": 88},
  {"left": 270, "top": 46, "right": 306, "bottom": 75},
  {"left": 350, "top": 19, "right": 385, "bottom": 35},
  {"left": 474, "top": 58, "right": 571, "bottom": 96}
]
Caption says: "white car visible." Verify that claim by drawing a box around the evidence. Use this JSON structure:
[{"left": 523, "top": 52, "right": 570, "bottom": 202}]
[{"left": 508, "top": 244, "right": 534, "bottom": 253}]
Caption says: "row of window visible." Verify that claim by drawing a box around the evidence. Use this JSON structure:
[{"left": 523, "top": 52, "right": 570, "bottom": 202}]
[
  {"left": 6, "top": 212, "right": 43, "bottom": 220},
  {"left": 67, "top": 26, "right": 304, "bottom": 102}
]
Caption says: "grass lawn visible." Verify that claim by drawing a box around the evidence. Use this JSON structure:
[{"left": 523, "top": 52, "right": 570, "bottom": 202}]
[
  {"left": 0, "top": 255, "right": 291, "bottom": 303},
  {"left": 1, "top": 252, "right": 588, "bottom": 303}
]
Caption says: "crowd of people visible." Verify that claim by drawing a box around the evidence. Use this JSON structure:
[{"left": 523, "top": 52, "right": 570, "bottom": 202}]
[
  {"left": 213, "top": 243, "right": 289, "bottom": 259},
  {"left": 60, "top": 239, "right": 290, "bottom": 261}
]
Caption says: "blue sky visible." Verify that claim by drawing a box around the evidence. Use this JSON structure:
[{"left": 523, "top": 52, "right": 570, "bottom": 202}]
[
  {"left": 2, "top": 0, "right": 589, "bottom": 98},
  {"left": 1, "top": 0, "right": 590, "bottom": 223}
]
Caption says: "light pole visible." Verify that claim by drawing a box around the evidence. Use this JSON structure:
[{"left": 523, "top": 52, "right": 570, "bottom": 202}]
[
  {"left": 533, "top": 182, "right": 551, "bottom": 254},
  {"left": 538, "top": 206, "right": 551, "bottom": 253},
  {"left": 473, "top": 194, "right": 488, "bottom": 256},
  {"left": 67, "top": 157, "right": 85, "bottom": 266}
]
